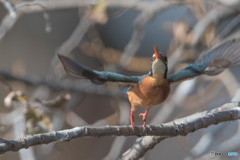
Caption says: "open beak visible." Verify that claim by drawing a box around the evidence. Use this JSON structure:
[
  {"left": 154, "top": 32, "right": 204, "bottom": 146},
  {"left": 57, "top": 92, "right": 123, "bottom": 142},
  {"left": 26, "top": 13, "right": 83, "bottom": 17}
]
[{"left": 154, "top": 45, "right": 160, "bottom": 60}]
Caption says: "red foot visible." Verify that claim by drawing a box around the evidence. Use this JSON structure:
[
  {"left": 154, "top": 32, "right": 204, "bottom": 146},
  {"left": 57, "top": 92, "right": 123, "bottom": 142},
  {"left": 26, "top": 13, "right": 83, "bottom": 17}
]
[
  {"left": 139, "top": 109, "right": 148, "bottom": 128},
  {"left": 130, "top": 110, "right": 135, "bottom": 131}
]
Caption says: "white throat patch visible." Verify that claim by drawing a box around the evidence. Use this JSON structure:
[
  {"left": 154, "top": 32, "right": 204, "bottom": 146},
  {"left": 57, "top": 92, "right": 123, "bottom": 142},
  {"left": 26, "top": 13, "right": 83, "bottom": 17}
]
[{"left": 152, "top": 59, "right": 166, "bottom": 76}]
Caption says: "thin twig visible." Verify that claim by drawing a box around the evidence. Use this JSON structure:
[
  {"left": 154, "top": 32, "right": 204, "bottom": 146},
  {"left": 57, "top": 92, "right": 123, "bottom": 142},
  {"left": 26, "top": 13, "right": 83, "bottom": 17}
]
[
  {"left": 48, "top": 14, "right": 93, "bottom": 79},
  {"left": 0, "top": 14, "right": 18, "bottom": 41},
  {"left": 0, "top": 0, "right": 16, "bottom": 18},
  {"left": 192, "top": 4, "right": 240, "bottom": 45},
  {"left": 120, "top": 0, "right": 190, "bottom": 66}
]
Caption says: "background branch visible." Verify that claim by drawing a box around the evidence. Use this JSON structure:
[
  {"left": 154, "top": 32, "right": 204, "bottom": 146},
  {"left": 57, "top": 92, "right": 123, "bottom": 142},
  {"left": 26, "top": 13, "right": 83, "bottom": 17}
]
[
  {"left": 192, "top": 4, "right": 240, "bottom": 45},
  {"left": 0, "top": 69, "right": 125, "bottom": 97}
]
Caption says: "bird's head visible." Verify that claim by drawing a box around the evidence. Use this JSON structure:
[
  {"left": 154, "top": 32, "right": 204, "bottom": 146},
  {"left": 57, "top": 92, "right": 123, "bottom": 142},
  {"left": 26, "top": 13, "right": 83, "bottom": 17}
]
[{"left": 150, "top": 45, "right": 168, "bottom": 78}]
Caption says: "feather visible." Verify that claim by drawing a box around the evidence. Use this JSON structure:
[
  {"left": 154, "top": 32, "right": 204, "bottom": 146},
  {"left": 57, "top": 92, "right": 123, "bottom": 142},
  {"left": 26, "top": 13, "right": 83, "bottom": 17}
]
[
  {"left": 58, "top": 55, "right": 143, "bottom": 84},
  {"left": 58, "top": 55, "right": 104, "bottom": 84},
  {"left": 168, "top": 38, "right": 240, "bottom": 83}
]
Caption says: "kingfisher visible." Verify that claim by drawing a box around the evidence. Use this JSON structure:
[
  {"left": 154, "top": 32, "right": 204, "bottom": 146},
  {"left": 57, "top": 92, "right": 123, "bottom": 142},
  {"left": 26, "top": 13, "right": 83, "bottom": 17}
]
[{"left": 58, "top": 38, "right": 240, "bottom": 130}]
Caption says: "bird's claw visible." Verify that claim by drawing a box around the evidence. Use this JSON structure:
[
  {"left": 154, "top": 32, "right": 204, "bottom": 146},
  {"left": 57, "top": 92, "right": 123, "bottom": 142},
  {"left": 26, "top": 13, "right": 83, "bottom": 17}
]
[
  {"left": 131, "top": 120, "right": 135, "bottom": 131},
  {"left": 142, "top": 121, "right": 146, "bottom": 129},
  {"left": 139, "top": 112, "right": 147, "bottom": 129},
  {"left": 131, "top": 110, "right": 135, "bottom": 131},
  {"left": 139, "top": 113, "right": 147, "bottom": 121}
]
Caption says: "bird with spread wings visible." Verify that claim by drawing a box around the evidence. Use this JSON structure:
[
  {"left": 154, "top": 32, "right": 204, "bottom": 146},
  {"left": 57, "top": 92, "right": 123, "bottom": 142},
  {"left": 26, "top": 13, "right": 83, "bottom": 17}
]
[{"left": 58, "top": 38, "right": 240, "bottom": 130}]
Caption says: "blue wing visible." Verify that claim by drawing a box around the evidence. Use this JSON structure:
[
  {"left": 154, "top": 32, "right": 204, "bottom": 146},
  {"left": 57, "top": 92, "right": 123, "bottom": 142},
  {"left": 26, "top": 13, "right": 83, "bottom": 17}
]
[
  {"left": 167, "top": 38, "right": 240, "bottom": 83},
  {"left": 58, "top": 55, "right": 146, "bottom": 84}
]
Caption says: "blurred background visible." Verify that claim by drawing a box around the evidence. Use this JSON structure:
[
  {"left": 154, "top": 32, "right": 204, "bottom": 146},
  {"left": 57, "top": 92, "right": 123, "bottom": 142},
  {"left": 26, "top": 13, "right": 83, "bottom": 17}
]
[{"left": 0, "top": 0, "right": 240, "bottom": 160}]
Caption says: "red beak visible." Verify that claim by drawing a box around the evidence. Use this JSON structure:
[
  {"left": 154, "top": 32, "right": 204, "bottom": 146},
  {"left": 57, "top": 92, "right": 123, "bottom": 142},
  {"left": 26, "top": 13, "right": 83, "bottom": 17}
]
[{"left": 154, "top": 45, "right": 160, "bottom": 60}]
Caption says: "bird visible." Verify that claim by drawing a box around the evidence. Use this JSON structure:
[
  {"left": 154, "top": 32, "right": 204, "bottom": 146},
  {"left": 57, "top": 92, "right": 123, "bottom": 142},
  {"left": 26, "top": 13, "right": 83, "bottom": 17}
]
[{"left": 58, "top": 38, "right": 240, "bottom": 130}]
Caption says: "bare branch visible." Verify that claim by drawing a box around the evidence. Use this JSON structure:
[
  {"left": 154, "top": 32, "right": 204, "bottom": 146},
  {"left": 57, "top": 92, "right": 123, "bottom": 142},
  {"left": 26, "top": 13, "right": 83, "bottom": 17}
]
[
  {"left": 120, "top": 0, "right": 189, "bottom": 66},
  {"left": 0, "top": 69, "right": 124, "bottom": 97},
  {"left": 0, "top": 101, "right": 239, "bottom": 154},
  {"left": 0, "top": 0, "right": 191, "bottom": 43},
  {"left": 15, "top": 0, "right": 189, "bottom": 14},
  {"left": 118, "top": 101, "right": 240, "bottom": 160},
  {"left": 192, "top": 4, "right": 240, "bottom": 45},
  {"left": 0, "top": 14, "right": 18, "bottom": 41},
  {"left": 119, "top": 136, "right": 167, "bottom": 160},
  {"left": 0, "top": 0, "right": 16, "bottom": 18},
  {"left": 0, "top": 0, "right": 17, "bottom": 41},
  {"left": 48, "top": 13, "right": 93, "bottom": 79}
]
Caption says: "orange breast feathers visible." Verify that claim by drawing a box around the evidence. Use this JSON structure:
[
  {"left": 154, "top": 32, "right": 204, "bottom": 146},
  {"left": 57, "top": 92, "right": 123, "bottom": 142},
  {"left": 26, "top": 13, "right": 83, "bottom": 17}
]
[{"left": 126, "top": 76, "right": 170, "bottom": 110}]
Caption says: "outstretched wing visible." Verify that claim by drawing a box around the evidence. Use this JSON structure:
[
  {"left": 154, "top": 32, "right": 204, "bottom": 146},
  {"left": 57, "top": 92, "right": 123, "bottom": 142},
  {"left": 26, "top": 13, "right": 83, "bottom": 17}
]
[
  {"left": 58, "top": 55, "right": 145, "bottom": 84},
  {"left": 167, "top": 38, "right": 240, "bottom": 83}
]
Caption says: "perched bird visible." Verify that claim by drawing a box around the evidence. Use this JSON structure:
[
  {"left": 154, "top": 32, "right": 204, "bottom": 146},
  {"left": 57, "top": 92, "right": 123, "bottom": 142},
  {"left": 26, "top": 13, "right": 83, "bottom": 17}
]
[{"left": 58, "top": 38, "right": 240, "bottom": 130}]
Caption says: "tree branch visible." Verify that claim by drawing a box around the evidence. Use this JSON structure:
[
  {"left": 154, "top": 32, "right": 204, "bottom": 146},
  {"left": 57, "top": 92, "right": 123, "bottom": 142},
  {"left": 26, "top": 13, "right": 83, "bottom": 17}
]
[
  {"left": 15, "top": 0, "right": 189, "bottom": 14},
  {"left": 0, "top": 69, "right": 125, "bottom": 97},
  {"left": 0, "top": 0, "right": 16, "bottom": 18},
  {"left": 118, "top": 101, "right": 240, "bottom": 160},
  {"left": 192, "top": 3, "right": 240, "bottom": 45},
  {"left": 0, "top": 101, "right": 239, "bottom": 154},
  {"left": 119, "top": 0, "right": 190, "bottom": 66},
  {"left": 0, "top": 0, "right": 190, "bottom": 43}
]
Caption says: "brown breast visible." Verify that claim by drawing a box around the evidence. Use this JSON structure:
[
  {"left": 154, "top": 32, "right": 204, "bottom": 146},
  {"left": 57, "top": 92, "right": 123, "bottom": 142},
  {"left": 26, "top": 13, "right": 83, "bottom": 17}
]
[{"left": 127, "top": 76, "right": 170, "bottom": 108}]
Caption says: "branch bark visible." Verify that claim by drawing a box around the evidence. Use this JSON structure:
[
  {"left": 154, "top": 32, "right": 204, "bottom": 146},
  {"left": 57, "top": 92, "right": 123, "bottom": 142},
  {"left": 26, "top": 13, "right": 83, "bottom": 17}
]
[
  {"left": 118, "top": 101, "right": 240, "bottom": 160},
  {"left": 0, "top": 101, "right": 239, "bottom": 154}
]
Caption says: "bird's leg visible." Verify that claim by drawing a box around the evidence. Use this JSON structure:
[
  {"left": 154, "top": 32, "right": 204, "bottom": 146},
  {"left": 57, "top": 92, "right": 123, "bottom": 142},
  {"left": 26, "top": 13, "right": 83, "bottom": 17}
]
[
  {"left": 139, "top": 108, "right": 149, "bottom": 128},
  {"left": 130, "top": 110, "right": 135, "bottom": 131}
]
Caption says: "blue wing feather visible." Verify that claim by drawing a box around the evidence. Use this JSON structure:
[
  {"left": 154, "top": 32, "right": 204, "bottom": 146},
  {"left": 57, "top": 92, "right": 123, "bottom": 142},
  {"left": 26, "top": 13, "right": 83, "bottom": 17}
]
[
  {"left": 58, "top": 54, "right": 146, "bottom": 84},
  {"left": 168, "top": 38, "right": 240, "bottom": 83},
  {"left": 59, "top": 38, "right": 240, "bottom": 85},
  {"left": 167, "top": 63, "right": 206, "bottom": 83},
  {"left": 94, "top": 71, "right": 144, "bottom": 83}
]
